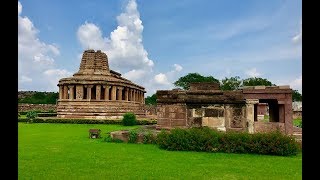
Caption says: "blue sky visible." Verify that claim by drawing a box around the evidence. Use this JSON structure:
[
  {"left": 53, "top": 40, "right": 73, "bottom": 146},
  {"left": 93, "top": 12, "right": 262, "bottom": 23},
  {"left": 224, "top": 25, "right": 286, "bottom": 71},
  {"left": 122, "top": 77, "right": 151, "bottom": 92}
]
[{"left": 18, "top": 0, "right": 302, "bottom": 96}]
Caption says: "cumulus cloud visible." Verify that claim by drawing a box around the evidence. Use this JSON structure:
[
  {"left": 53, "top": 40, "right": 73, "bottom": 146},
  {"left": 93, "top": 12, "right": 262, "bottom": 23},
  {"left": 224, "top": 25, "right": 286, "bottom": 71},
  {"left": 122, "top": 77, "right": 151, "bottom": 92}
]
[
  {"left": 43, "top": 69, "right": 73, "bottom": 90},
  {"left": 20, "top": 75, "right": 32, "bottom": 83},
  {"left": 123, "top": 69, "right": 148, "bottom": 82},
  {"left": 77, "top": 0, "right": 153, "bottom": 72},
  {"left": 18, "top": 1, "right": 22, "bottom": 15},
  {"left": 154, "top": 73, "right": 170, "bottom": 85},
  {"left": 18, "top": 1, "right": 72, "bottom": 91},
  {"left": 76, "top": 0, "right": 162, "bottom": 95},
  {"left": 292, "top": 20, "right": 302, "bottom": 44},
  {"left": 289, "top": 75, "right": 302, "bottom": 92},
  {"left": 173, "top": 64, "right": 183, "bottom": 72},
  {"left": 245, "top": 68, "right": 261, "bottom": 77}
]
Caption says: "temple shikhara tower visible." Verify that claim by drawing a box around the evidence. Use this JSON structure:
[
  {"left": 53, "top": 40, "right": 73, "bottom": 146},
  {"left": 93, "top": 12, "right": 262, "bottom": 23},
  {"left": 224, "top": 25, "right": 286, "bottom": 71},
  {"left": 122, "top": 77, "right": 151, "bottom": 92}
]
[{"left": 57, "top": 49, "right": 146, "bottom": 119}]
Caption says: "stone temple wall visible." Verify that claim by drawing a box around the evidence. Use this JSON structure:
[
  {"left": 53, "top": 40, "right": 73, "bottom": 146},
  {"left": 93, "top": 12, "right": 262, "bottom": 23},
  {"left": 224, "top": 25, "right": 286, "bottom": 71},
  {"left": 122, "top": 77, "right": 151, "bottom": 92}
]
[
  {"left": 57, "top": 50, "right": 146, "bottom": 119},
  {"left": 57, "top": 100, "right": 145, "bottom": 119}
]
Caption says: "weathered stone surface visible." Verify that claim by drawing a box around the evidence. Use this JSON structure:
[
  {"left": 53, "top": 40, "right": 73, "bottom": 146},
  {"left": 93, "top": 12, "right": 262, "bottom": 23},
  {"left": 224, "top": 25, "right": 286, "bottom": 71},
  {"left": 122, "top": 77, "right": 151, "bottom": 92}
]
[
  {"left": 156, "top": 82, "right": 293, "bottom": 135},
  {"left": 57, "top": 50, "right": 146, "bottom": 119}
]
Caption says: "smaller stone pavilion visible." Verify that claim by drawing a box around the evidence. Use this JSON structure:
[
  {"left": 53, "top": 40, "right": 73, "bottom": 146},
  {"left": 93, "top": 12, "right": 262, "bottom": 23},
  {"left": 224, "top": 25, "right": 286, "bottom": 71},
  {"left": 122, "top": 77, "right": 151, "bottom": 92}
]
[
  {"left": 57, "top": 49, "right": 146, "bottom": 119},
  {"left": 156, "top": 82, "right": 293, "bottom": 135}
]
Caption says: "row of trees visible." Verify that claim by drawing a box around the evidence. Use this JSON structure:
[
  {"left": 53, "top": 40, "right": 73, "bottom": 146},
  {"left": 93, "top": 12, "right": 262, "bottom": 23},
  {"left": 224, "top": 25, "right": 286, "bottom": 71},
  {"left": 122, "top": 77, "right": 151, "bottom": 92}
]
[
  {"left": 145, "top": 73, "right": 302, "bottom": 105},
  {"left": 18, "top": 92, "right": 59, "bottom": 104}
]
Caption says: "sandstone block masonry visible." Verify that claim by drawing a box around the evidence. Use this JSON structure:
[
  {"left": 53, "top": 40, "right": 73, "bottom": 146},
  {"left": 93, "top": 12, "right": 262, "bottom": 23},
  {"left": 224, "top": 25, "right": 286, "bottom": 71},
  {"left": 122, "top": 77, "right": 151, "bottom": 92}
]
[
  {"left": 156, "top": 83, "right": 293, "bottom": 135},
  {"left": 57, "top": 50, "right": 146, "bottom": 119}
]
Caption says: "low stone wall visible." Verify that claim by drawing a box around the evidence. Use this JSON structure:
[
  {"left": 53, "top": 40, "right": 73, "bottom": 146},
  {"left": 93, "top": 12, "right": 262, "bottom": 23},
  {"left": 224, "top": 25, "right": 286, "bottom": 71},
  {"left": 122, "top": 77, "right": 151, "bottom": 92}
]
[
  {"left": 18, "top": 103, "right": 57, "bottom": 112},
  {"left": 254, "top": 122, "right": 285, "bottom": 133}
]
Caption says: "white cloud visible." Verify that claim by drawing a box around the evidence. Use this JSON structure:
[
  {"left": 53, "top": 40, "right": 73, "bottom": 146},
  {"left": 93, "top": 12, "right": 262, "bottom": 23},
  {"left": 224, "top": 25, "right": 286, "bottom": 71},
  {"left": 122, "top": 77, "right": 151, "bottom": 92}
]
[
  {"left": 173, "top": 64, "right": 183, "bottom": 72},
  {"left": 245, "top": 68, "right": 261, "bottom": 77},
  {"left": 292, "top": 20, "right": 302, "bottom": 44},
  {"left": 154, "top": 73, "right": 170, "bottom": 85},
  {"left": 77, "top": 22, "right": 108, "bottom": 50},
  {"left": 18, "top": 1, "right": 72, "bottom": 92},
  {"left": 77, "top": 0, "right": 153, "bottom": 72},
  {"left": 43, "top": 69, "right": 73, "bottom": 90},
  {"left": 18, "top": 1, "right": 22, "bottom": 15},
  {"left": 289, "top": 75, "right": 302, "bottom": 92},
  {"left": 123, "top": 69, "right": 147, "bottom": 81},
  {"left": 76, "top": 0, "right": 160, "bottom": 95},
  {"left": 20, "top": 75, "right": 32, "bottom": 83}
]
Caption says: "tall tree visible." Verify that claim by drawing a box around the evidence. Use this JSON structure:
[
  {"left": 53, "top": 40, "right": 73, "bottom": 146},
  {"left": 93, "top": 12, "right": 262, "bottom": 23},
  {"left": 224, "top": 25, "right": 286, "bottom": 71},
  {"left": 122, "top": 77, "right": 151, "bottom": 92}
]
[
  {"left": 242, "top": 77, "right": 274, "bottom": 86},
  {"left": 292, "top": 90, "right": 302, "bottom": 102},
  {"left": 174, "top": 73, "right": 220, "bottom": 90},
  {"left": 220, "top": 76, "right": 242, "bottom": 90},
  {"left": 145, "top": 94, "right": 157, "bottom": 105}
]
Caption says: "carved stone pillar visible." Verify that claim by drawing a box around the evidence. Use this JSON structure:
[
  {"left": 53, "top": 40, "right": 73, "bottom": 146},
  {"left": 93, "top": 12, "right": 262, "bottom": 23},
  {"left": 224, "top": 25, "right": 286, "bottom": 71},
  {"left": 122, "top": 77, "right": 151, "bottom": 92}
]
[
  {"left": 59, "top": 85, "right": 63, "bottom": 100},
  {"left": 118, "top": 87, "right": 124, "bottom": 100},
  {"left": 76, "top": 85, "right": 83, "bottom": 100},
  {"left": 86, "top": 85, "right": 93, "bottom": 100},
  {"left": 246, "top": 99, "right": 259, "bottom": 134},
  {"left": 141, "top": 92, "right": 144, "bottom": 104},
  {"left": 111, "top": 85, "right": 117, "bottom": 100},
  {"left": 103, "top": 85, "right": 110, "bottom": 100},
  {"left": 133, "top": 90, "right": 136, "bottom": 102},
  {"left": 129, "top": 89, "right": 132, "bottom": 101},
  {"left": 63, "top": 86, "right": 68, "bottom": 99},
  {"left": 68, "top": 85, "right": 74, "bottom": 100},
  {"left": 125, "top": 88, "right": 129, "bottom": 101},
  {"left": 96, "top": 85, "right": 101, "bottom": 100}
]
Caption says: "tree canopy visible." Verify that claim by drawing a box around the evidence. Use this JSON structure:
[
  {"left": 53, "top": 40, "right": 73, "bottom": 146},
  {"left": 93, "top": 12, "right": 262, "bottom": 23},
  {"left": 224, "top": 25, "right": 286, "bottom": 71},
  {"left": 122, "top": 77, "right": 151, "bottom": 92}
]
[
  {"left": 145, "top": 94, "right": 157, "bottom": 105},
  {"left": 174, "top": 73, "right": 220, "bottom": 90},
  {"left": 292, "top": 90, "right": 302, "bottom": 102},
  {"left": 220, "top": 76, "right": 242, "bottom": 91},
  {"left": 242, "top": 77, "right": 274, "bottom": 86},
  {"left": 18, "top": 92, "right": 59, "bottom": 104}
]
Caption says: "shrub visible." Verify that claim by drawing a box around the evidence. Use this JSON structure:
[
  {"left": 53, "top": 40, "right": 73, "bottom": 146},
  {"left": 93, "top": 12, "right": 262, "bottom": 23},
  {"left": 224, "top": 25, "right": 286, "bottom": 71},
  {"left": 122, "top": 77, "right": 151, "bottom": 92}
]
[
  {"left": 157, "top": 127, "right": 220, "bottom": 152},
  {"left": 143, "top": 131, "right": 157, "bottom": 144},
  {"left": 122, "top": 112, "right": 137, "bottom": 126},
  {"left": 156, "top": 128, "right": 299, "bottom": 156},
  {"left": 26, "top": 111, "right": 38, "bottom": 123},
  {"left": 128, "top": 130, "right": 138, "bottom": 143}
]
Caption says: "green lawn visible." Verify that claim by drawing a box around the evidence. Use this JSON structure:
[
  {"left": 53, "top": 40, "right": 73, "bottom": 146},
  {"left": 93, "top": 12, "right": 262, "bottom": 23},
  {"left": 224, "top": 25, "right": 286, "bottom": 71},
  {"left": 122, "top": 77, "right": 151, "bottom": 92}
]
[{"left": 18, "top": 123, "right": 302, "bottom": 180}]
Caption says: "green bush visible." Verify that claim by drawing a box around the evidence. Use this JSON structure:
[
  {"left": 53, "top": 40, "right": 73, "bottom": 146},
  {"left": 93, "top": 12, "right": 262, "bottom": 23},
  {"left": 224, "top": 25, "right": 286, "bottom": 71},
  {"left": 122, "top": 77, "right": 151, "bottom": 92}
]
[
  {"left": 128, "top": 130, "right": 138, "bottom": 143},
  {"left": 122, "top": 113, "right": 137, "bottom": 126},
  {"left": 157, "top": 127, "right": 220, "bottom": 152},
  {"left": 26, "top": 111, "right": 38, "bottom": 123},
  {"left": 156, "top": 128, "right": 299, "bottom": 156},
  {"left": 143, "top": 131, "right": 157, "bottom": 144}
]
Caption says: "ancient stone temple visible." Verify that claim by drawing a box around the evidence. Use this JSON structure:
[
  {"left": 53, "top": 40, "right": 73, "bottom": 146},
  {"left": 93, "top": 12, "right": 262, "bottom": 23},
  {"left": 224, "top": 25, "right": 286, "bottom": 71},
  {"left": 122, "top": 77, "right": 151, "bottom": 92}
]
[
  {"left": 156, "top": 82, "right": 293, "bottom": 135},
  {"left": 57, "top": 50, "right": 146, "bottom": 119}
]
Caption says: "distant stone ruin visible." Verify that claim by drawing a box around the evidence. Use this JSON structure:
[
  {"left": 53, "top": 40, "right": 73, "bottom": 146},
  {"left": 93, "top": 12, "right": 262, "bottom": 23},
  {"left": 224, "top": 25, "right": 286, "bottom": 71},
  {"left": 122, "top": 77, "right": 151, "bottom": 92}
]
[
  {"left": 57, "top": 50, "right": 146, "bottom": 119},
  {"left": 156, "top": 82, "right": 293, "bottom": 135}
]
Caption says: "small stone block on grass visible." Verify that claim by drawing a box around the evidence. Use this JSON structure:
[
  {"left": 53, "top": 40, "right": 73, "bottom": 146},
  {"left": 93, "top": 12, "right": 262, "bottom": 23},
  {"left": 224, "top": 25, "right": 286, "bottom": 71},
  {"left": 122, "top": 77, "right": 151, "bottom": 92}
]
[{"left": 89, "top": 129, "right": 101, "bottom": 139}]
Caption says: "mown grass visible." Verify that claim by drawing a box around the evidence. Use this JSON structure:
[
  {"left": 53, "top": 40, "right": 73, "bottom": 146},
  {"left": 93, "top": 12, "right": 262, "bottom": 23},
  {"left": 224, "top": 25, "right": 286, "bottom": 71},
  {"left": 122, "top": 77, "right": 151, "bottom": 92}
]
[{"left": 18, "top": 123, "right": 302, "bottom": 180}]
